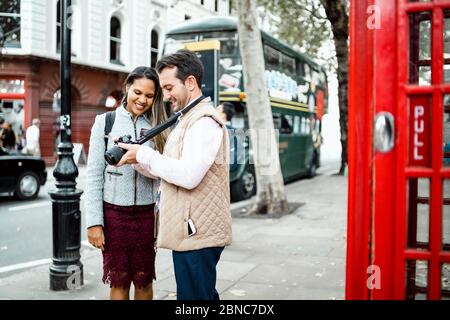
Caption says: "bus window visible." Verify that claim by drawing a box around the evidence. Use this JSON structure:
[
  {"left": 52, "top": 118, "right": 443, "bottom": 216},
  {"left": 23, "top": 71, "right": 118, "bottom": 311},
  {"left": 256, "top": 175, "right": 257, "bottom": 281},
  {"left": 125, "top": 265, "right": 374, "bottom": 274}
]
[
  {"left": 293, "top": 116, "right": 301, "bottom": 135},
  {"left": 301, "top": 117, "right": 306, "bottom": 134},
  {"left": 264, "top": 45, "right": 281, "bottom": 71},
  {"left": 304, "top": 64, "right": 311, "bottom": 81},
  {"left": 280, "top": 115, "right": 293, "bottom": 135},
  {"left": 282, "top": 54, "right": 296, "bottom": 77},
  {"left": 319, "top": 70, "right": 327, "bottom": 88},
  {"left": 297, "top": 61, "right": 306, "bottom": 85},
  {"left": 164, "top": 31, "right": 238, "bottom": 57},
  {"left": 221, "top": 38, "right": 237, "bottom": 55},
  {"left": 199, "top": 31, "right": 238, "bottom": 56},
  {"left": 273, "top": 113, "right": 282, "bottom": 129},
  {"left": 312, "top": 70, "right": 321, "bottom": 87}
]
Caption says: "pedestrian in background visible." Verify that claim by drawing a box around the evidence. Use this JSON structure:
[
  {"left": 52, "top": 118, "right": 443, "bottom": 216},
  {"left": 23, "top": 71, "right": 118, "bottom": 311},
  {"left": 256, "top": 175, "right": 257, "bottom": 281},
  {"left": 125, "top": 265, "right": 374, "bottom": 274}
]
[
  {"left": 0, "top": 122, "right": 17, "bottom": 150},
  {"left": 217, "top": 102, "right": 242, "bottom": 169},
  {"left": 217, "top": 102, "right": 235, "bottom": 127},
  {"left": 23, "top": 118, "right": 41, "bottom": 156},
  {"left": 85, "top": 66, "right": 168, "bottom": 300}
]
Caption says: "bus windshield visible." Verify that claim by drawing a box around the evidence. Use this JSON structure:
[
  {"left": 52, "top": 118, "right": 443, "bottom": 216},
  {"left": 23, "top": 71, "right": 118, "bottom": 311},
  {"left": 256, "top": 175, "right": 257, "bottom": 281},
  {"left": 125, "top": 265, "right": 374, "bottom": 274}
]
[
  {"left": 164, "top": 31, "right": 242, "bottom": 92},
  {"left": 164, "top": 31, "right": 239, "bottom": 56}
]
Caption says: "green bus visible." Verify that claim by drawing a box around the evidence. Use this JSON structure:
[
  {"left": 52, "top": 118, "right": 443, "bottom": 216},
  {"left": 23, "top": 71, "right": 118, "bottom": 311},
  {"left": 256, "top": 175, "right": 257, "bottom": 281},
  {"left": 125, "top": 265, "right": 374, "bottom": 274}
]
[{"left": 163, "top": 16, "right": 328, "bottom": 202}]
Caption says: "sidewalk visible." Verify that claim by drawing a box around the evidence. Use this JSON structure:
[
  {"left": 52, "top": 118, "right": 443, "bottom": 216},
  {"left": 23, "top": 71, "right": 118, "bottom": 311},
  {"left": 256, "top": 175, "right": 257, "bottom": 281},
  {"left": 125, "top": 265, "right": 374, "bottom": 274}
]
[{"left": 0, "top": 161, "right": 347, "bottom": 300}]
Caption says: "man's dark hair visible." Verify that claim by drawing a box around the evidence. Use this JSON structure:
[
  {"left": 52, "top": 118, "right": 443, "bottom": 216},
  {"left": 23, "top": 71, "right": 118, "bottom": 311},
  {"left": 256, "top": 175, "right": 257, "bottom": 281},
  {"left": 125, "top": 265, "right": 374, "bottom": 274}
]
[
  {"left": 221, "top": 102, "right": 235, "bottom": 122},
  {"left": 155, "top": 49, "right": 204, "bottom": 88}
]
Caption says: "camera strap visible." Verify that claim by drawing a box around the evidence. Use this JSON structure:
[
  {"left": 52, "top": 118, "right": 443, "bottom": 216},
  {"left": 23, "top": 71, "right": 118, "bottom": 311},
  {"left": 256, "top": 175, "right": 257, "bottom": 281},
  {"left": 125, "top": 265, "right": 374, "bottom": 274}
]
[
  {"left": 134, "top": 95, "right": 205, "bottom": 145},
  {"left": 176, "top": 95, "right": 205, "bottom": 118}
]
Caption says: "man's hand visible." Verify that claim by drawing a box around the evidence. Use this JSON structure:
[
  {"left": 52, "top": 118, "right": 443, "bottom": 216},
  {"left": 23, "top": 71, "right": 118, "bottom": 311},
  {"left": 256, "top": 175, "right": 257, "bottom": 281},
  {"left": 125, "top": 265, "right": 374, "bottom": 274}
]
[{"left": 115, "top": 143, "right": 142, "bottom": 167}]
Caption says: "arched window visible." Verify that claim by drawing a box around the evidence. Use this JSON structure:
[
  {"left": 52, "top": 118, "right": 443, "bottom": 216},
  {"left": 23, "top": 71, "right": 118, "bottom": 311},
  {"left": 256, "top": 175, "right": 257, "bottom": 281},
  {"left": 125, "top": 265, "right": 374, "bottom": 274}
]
[
  {"left": 0, "top": 0, "right": 21, "bottom": 48},
  {"left": 150, "top": 29, "right": 159, "bottom": 68},
  {"left": 110, "top": 16, "right": 122, "bottom": 64}
]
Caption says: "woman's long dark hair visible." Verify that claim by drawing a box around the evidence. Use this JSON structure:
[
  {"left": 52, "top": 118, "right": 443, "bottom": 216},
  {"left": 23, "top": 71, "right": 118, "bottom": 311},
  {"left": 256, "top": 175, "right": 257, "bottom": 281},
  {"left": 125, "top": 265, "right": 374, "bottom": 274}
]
[{"left": 121, "top": 66, "right": 168, "bottom": 153}]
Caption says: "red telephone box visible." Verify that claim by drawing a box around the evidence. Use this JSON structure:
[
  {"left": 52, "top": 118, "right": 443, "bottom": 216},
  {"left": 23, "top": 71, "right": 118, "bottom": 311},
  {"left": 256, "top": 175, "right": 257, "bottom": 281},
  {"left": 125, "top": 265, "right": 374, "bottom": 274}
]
[{"left": 348, "top": 0, "right": 450, "bottom": 299}]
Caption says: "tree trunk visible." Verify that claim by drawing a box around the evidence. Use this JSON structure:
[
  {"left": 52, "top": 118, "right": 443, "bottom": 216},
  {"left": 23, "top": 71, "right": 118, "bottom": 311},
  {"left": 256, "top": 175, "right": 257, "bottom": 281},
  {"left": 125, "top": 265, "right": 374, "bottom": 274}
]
[
  {"left": 320, "top": 0, "right": 349, "bottom": 175},
  {"left": 237, "top": 0, "right": 289, "bottom": 214}
]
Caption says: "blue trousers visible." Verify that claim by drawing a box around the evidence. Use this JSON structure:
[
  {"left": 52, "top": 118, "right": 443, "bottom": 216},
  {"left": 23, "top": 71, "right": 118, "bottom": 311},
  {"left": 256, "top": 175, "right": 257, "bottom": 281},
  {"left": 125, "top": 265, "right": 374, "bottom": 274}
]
[{"left": 172, "top": 247, "right": 224, "bottom": 300}]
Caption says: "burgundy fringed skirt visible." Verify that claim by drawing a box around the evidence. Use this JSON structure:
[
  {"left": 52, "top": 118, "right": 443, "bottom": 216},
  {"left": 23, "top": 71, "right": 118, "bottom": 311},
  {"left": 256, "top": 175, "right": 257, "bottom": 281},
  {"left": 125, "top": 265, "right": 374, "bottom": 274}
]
[{"left": 102, "top": 201, "right": 156, "bottom": 289}]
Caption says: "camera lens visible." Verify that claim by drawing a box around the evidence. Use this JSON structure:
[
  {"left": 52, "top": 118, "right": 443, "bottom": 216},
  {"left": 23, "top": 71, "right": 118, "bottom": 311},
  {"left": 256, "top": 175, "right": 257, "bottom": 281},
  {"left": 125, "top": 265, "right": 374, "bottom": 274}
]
[{"left": 104, "top": 146, "right": 125, "bottom": 165}]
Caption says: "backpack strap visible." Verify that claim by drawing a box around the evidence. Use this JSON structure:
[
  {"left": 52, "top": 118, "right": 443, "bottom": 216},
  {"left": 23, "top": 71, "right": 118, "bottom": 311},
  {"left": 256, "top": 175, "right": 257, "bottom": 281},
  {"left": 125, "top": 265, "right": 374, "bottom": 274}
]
[{"left": 104, "top": 111, "right": 116, "bottom": 151}]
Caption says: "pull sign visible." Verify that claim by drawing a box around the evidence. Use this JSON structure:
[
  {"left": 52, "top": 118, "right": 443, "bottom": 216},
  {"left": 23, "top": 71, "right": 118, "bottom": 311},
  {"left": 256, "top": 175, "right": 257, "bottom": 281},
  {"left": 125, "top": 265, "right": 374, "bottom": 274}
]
[{"left": 409, "top": 96, "right": 431, "bottom": 167}]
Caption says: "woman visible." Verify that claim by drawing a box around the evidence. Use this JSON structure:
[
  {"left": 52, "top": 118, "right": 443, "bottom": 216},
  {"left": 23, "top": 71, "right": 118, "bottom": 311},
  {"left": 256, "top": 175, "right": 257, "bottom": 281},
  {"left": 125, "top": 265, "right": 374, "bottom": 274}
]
[
  {"left": 85, "top": 67, "right": 168, "bottom": 300},
  {"left": 1, "top": 122, "right": 17, "bottom": 150}
]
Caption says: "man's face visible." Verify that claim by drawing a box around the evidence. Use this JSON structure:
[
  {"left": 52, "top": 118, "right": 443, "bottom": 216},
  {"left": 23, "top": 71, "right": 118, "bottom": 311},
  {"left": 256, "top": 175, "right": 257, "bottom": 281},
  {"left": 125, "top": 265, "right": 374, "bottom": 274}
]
[{"left": 159, "top": 67, "right": 190, "bottom": 112}]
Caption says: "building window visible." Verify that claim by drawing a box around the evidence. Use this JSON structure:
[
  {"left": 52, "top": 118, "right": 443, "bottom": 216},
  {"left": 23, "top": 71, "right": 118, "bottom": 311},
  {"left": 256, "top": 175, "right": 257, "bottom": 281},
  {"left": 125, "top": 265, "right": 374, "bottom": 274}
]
[
  {"left": 215, "top": 0, "right": 218, "bottom": 12},
  {"left": 150, "top": 29, "right": 159, "bottom": 68},
  {"left": 185, "top": 15, "right": 191, "bottom": 21},
  {"left": 0, "top": 0, "right": 21, "bottom": 48},
  {"left": 201, "top": 0, "right": 204, "bottom": 5},
  {"left": 110, "top": 16, "right": 122, "bottom": 64},
  {"left": 56, "top": 0, "right": 61, "bottom": 52}
]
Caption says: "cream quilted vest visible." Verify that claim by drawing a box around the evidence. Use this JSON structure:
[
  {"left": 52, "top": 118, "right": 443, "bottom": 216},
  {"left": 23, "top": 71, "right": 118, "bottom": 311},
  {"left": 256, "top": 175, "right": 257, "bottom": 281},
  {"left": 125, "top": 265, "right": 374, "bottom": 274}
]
[{"left": 157, "top": 98, "right": 232, "bottom": 251}]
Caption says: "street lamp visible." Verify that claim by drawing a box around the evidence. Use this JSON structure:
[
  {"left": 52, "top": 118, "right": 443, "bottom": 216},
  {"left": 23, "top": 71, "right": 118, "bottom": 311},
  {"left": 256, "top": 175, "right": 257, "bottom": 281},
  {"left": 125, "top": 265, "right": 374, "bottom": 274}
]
[{"left": 49, "top": 0, "right": 84, "bottom": 291}]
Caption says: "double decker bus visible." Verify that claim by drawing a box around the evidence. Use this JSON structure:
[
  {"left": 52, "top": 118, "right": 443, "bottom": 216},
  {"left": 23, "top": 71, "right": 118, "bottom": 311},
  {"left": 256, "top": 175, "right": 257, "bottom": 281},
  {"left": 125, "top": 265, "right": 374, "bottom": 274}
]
[{"left": 163, "top": 16, "right": 328, "bottom": 201}]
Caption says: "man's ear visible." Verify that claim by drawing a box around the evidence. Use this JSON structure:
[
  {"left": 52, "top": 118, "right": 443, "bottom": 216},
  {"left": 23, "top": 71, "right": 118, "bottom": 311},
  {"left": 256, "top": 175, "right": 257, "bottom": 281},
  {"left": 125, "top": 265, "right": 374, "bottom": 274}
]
[{"left": 186, "top": 75, "right": 197, "bottom": 91}]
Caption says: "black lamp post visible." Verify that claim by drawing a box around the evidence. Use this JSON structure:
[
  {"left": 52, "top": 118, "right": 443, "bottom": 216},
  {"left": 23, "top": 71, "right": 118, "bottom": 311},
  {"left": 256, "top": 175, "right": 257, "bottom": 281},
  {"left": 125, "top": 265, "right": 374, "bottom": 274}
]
[{"left": 49, "top": 0, "right": 84, "bottom": 291}]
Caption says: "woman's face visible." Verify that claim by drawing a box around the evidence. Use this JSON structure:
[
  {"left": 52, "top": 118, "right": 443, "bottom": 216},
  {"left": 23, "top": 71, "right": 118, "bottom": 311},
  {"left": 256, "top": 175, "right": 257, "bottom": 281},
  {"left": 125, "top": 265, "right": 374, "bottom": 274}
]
[{"left": 126, "top": 77, "right": 156, "bottom": 117}]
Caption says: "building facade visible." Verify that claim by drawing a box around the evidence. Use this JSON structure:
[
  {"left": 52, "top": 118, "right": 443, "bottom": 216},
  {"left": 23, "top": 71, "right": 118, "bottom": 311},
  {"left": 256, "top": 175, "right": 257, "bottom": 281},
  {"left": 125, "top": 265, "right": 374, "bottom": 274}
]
[{"left": 0, "top": 0, "right": 230, "bottom": 164}]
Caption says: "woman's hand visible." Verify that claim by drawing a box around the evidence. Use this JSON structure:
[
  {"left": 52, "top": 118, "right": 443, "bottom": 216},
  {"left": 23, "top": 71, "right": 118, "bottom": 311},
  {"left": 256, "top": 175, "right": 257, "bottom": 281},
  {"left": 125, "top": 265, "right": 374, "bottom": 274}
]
[{"left": 87, "top": 225, "right": 105, "bottom": 251}]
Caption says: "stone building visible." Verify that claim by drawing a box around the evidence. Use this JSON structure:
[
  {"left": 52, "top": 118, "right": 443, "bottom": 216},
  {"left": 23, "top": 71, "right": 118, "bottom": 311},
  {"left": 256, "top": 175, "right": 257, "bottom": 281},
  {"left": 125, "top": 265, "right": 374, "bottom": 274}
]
[{"left": 0, "top": 0, "right": 230, "bottom": 163}]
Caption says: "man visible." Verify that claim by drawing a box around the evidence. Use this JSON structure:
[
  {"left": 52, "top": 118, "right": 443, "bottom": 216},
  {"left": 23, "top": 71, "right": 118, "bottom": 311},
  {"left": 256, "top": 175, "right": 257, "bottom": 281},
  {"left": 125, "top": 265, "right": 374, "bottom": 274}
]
[
  {"left": 217, "top": 102, "right": 242, "bottom": 170},
  {"left": 216, "top": 102, "right": 235, "bottom": 127},
  {"left": 116, "top": 49, "right": 232, "bottom": 300},
  {"left": 23, "top": 118, "right": 41, "bottom": 156}
]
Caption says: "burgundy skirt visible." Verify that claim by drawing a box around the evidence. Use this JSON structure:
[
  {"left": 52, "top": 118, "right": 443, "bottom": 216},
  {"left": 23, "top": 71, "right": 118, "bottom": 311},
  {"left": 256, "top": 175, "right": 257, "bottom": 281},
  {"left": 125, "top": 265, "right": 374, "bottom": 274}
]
[{"left": 102, "top": 201, "right": 156, "bottom": 289}]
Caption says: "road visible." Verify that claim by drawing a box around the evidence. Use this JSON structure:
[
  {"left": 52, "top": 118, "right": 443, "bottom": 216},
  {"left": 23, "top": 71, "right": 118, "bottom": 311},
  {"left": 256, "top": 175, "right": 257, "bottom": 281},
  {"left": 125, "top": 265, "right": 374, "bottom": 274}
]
[{"left": 0, "top": 169, "right": 88, "bottom": 273}]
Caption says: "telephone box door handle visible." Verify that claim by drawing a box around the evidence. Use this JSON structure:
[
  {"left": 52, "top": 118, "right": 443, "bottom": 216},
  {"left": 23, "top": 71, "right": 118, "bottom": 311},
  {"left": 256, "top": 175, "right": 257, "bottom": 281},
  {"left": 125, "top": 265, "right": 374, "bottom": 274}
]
[{"left": 374, "top": 112, "right": 395, "bottom": 153}]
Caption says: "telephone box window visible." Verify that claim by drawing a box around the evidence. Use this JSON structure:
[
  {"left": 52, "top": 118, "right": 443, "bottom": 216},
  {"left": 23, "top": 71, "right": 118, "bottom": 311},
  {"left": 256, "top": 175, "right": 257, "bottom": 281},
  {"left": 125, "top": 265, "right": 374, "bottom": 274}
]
[
  {"left": 409, "top": 12, "right": 432, "bottom": 85},
  {"left": 442, "top": 263, "right": 450, "bottom": 299},
  {"left": 405, "top": 260, "right": 428, "bottom": 300},
  {"left": 407, "top": 178, "right": 430, "bottom": 250},
  {"left": 443, "top": 11, "right": 450, "bottom": 82},
  {"left": 443, "top": 179, "right": 450, "bottom": 251}
]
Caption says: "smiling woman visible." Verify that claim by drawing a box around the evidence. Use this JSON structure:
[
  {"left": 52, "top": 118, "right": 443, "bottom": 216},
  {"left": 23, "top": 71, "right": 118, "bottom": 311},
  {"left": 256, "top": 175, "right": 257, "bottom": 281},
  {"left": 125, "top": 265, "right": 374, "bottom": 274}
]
[{"left": 84, "top": 66, "right": 168, "bottom": 301}]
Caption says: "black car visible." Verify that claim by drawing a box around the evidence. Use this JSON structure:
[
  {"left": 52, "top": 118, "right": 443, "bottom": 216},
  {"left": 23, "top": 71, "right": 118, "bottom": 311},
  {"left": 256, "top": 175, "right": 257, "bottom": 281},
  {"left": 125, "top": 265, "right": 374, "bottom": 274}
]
[{"left": 0, "top": 147, "right": 47, "bottom": 200}]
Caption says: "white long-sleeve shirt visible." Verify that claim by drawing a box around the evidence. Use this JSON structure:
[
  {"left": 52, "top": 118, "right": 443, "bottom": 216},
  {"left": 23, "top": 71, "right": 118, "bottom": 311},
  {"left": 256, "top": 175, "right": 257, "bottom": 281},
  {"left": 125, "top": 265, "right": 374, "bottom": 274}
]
[
  {"left": 135, "top": 116, "right": 223, "bottom": 190},
  {"left": 25, "top": 125, "right": 40, "bottom": 150}
]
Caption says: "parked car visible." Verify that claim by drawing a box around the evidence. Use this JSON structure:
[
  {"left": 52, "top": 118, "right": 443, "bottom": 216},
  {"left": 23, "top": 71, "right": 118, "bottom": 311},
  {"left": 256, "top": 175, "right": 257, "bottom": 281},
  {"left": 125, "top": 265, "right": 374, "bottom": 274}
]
[{"left": 0, "top": 147, "right": 47, "bottom": 200}]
